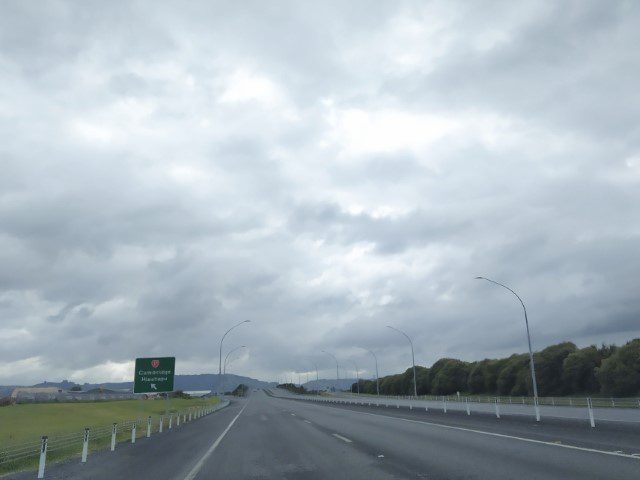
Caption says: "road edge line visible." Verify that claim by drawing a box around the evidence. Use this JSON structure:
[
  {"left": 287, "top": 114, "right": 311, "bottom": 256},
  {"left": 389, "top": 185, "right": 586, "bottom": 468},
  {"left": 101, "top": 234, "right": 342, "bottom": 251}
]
[{"left": 183, "top": 401, "right": 250, "bottom": 480}]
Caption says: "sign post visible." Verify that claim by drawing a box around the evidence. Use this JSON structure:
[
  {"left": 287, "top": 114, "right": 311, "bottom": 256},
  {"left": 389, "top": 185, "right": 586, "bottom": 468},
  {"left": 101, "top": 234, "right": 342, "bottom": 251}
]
[{"left": 134, "top": 357, "right": 176, "bottom": 394}]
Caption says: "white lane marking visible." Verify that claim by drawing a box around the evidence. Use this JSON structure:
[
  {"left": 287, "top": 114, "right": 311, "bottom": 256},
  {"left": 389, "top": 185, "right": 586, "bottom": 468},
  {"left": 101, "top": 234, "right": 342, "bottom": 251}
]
[
  {"left": 291, "top": 413, "right": 296, "bottom": 416},
  {"left": 304, "top": 420, "right": 312, "bottom": 424},
  {"left": 332, "top": 433, "right": 353, "bottom": 443},
  {"left": 183, "top": 402, "right": 249, "bottom": 480},
  {"left": 314, "top": 403, "right": 640, "bottom": 461}
]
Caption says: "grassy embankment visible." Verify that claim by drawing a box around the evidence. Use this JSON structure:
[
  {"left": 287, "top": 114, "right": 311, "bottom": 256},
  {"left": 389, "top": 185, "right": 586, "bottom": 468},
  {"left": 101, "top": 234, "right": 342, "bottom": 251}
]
[{"left": 0, "top": 396, "right": 220, "bottom": 475}]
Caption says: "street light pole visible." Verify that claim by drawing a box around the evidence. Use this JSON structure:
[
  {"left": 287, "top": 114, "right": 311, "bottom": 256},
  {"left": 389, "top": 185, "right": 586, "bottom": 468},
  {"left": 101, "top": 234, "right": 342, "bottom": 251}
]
[
  {"left": 322, "top": 350, "right": 340, "bottom": 391},
  {"left": 386, "top": 326, "right": 418, "bottom": 397},
  {"left": 476, "top": 276, "right": 540, "bottom": 422},
  {"left": 350, "top": 360, "right": 360, "bottom": 395},
  {"left": 361, "top": 347, "right": 380, "bottom": 396},
  {"left": 218, "top": 320, "right": 250, "bottom": 394},
  {"left": 223, "top": 345, "right": 246, "bottom": 393},
  {"left": 309, "top": 361, "right": 320, "bottom": 395}
]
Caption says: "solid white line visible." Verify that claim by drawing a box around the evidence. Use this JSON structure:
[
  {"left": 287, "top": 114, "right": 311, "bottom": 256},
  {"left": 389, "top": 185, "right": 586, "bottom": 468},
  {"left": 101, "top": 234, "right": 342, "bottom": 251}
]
[
  {"left": 332, "top": 433, "right": 353, "bottom": 443},
  {"left": 313, "top": 403, "right": 640, "bottom": 461},
  {"left": 183, "top": 402, "right": 249, "bottom": 480}
]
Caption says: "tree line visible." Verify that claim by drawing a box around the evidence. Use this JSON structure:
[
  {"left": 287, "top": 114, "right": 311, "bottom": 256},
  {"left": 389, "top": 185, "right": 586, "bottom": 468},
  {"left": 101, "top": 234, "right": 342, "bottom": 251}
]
[{"left": 352, "top": 338, "right": 640, "bottom": 397}]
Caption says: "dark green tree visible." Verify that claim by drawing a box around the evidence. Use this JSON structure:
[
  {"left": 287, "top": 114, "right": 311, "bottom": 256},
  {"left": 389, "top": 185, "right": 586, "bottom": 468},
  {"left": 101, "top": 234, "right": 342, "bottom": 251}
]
[
  {"left": 534, "top": 342, "right": 577, "bottom": 396},
  {"left": 431, "top": 359, "right": 470, "bottom": 395},
  {"left": 562, "top": 346, "right": 600, "bottom": 393},
  {"left": 596, "top": 339, "right": 640, "bottom": 396}
]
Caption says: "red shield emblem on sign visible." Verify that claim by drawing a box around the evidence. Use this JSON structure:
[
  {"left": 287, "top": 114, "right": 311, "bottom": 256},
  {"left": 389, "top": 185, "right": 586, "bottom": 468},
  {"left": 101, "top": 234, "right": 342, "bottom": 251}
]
[{"left": 151, "top": 359, "right": 160, "bottom": 368}]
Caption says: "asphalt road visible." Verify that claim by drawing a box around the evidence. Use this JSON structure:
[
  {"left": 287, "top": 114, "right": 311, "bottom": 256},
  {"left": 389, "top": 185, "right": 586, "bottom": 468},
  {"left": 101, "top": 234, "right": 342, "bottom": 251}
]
[{"left": 8, "top": 389, "right": 640, "bottom": 479}]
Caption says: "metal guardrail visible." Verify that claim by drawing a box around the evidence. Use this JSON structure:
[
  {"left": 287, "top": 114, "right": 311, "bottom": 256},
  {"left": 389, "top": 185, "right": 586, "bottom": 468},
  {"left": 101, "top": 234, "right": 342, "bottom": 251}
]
[
  {"left": 0, "top": 401, "right": 230, "bottom": 478},
  {"left": 286, "top": 390, "right": 639, "bottom": 427}
]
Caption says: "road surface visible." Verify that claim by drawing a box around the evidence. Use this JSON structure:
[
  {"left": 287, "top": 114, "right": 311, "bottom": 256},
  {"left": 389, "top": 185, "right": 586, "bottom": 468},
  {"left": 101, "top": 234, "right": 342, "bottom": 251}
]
[{"left": 8, "top": 389, "right": 640, "bottom": 479}]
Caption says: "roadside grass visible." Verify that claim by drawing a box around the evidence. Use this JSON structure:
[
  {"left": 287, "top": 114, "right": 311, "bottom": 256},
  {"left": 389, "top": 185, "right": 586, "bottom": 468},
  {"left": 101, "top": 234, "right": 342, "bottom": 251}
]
[{"left": 0, "top": 397, "right": 220, "bottom": 475}]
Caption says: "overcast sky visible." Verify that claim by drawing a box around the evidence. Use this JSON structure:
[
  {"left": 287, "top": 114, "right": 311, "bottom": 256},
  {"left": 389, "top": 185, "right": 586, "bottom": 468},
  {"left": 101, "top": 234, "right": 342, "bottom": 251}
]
[{"left": 1, "top": 0, "right": 639, "bottom": 386}]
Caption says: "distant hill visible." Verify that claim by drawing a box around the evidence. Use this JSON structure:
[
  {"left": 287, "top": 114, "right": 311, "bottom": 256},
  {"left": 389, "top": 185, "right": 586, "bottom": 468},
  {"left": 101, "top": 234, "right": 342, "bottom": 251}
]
[{"left": 4, "top": 374, "right": 275, "bottom": 394}]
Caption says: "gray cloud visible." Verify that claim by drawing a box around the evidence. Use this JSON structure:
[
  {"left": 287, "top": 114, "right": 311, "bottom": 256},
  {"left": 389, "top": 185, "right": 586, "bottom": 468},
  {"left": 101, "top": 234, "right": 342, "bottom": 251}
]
[{"left": 0, "top": 0, "right": 639, "bottom": 385}]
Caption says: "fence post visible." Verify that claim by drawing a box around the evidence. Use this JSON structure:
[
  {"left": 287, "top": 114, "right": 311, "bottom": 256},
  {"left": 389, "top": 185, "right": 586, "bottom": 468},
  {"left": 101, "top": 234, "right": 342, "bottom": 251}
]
[
  {"left": 587, "top": 397, "right": 596, "bottom": 428},
  {"left": 81, "top": 428, "right": 89, "bottom": 463},
  {"left": 37, "top": 436, "right": 48, "bottom": 479},
  {"left": 466, "top": 397, "right": 471, "bottom": 416},
  {"left": 495, "top": 399, "right": 501, "bottom": 418},
  {"left": 159, "top": 416, "right": 163, "bottom": 433},
  {"left": 110, "top": 423, "right": 117, "bottom": 451},
  {"left": 147, "top": 416, "right": 152, "bottom": 438},
  {"left": 131, "top": 422, "right": 137, "bottom": 443}
]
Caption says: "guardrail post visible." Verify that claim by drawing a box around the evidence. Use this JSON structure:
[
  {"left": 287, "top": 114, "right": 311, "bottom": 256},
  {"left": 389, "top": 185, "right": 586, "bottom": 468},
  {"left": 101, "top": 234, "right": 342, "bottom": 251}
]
[
  {"left": 131, "top": 422, "right": 137, "bottom": 443},
  {"left": 587, "top": 397, "right": 596, "bottom": 428},
  {"left": 159, "top": 416, "right": 163, "bottom": 433},
  {"left": 495, "top": 399, "right": 501, "bottom": 418},
  {"left": 466, "top": 397, "right": 471, "bottom": 415},
  {"left": 147, "top": 416, "right": 152, "bottom": 437},
  {"left": 37, "top": 436, "right": 48, "bottom": 478},
  {"left": 81, "top": 428, "right": 90, "bottom": 463},
  {"left": 110, "top": 423, "right": 117, "bottom": 451}
]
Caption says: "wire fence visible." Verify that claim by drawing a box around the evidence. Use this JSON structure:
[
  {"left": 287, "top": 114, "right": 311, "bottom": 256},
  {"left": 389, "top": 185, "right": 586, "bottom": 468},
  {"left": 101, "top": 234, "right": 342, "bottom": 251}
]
[
  {"left": 340, "top": 392, "right": 640, "bottom": 409},
  {"left": 0, "top": 402, "right": 229, "bottom": 477}
]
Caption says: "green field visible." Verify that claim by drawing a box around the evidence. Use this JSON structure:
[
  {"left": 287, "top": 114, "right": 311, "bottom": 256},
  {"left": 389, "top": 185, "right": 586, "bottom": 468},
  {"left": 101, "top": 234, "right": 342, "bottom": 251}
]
[{"left": 0, "top": 397, "right": 220, "bottom": 475}]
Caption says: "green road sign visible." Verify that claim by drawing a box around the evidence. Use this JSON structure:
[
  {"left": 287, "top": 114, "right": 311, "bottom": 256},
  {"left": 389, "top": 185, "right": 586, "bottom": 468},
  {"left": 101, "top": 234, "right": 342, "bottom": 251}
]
[{"left": 134, "top": 357, "right": 175, "bottom": 393}]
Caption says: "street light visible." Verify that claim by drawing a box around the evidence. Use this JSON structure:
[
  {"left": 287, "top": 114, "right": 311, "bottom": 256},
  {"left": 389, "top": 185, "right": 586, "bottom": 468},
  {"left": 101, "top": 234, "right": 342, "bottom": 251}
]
[
  {"left": 308, "top": 360, "right": 320, "bottom": 395},
  {"left": 475, "top": 276, "right": 540, "bottom": 422},
  {"left": 350, "top": 360, "right": 360, "bottom": 395},
  {"left": 322, "top": 350, "right": 339, "bottom": 391},
  {"left": 223, "top": 345, "right": 247, "bottom": 393},
  {"left": 386, "top": 326, "right": 418, "bottom": 397},
  {"left": 360, "top": 347, "right": 380, "bottom": 396},
  {"left": 218, "top": 320, "right": 250, "bottom": 393}
]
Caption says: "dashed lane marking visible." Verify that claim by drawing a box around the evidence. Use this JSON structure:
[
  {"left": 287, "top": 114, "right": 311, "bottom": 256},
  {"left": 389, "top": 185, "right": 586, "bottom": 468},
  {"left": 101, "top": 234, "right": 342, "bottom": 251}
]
[{"left": 332, "top": 433, "right": 353, "bottom": 443}]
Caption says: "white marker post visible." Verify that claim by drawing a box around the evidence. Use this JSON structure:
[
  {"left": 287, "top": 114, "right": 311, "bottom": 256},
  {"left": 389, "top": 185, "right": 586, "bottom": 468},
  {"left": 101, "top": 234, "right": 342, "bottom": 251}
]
[
  {"left": 587, "top": 397, "right": 596, "bottom": 428},
  {"left": 159, "top": 416, "right": 164, "bottom": 433},
  {"left": 37, "top": 436, "right": 48, "bottom": 479},
  {"left": 466, "top": 397, "right": 471, "bottom": 416},
  {"left": 110, "top": 423, "right": 117, "bottom": 451},
  {"left": 81, "top": 428, "right": 89, "bottom": 463},
  {"left": 169, "top": 414, "right": 173, "bottom": 430},
  {"left": 131, "top": 422, "right": 137, "bottom": 443},
  {"left": 177, "top": 413, "right": 180, "bottom": 427},
  {"left": 443, "top": 398, "right": 447, "bottom": 413},
  {"left": 495, "top": 399, "right": 501, "bottom": 418},
  {"left": 147, "top": 416, "right": 152, "bottom": 438}
]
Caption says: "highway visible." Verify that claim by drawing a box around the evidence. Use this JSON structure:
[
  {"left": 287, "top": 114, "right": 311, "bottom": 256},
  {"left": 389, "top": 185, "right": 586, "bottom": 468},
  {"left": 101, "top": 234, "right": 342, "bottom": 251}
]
[{"left": 8, "top": 389, "right": 640, "bottom": 479}]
